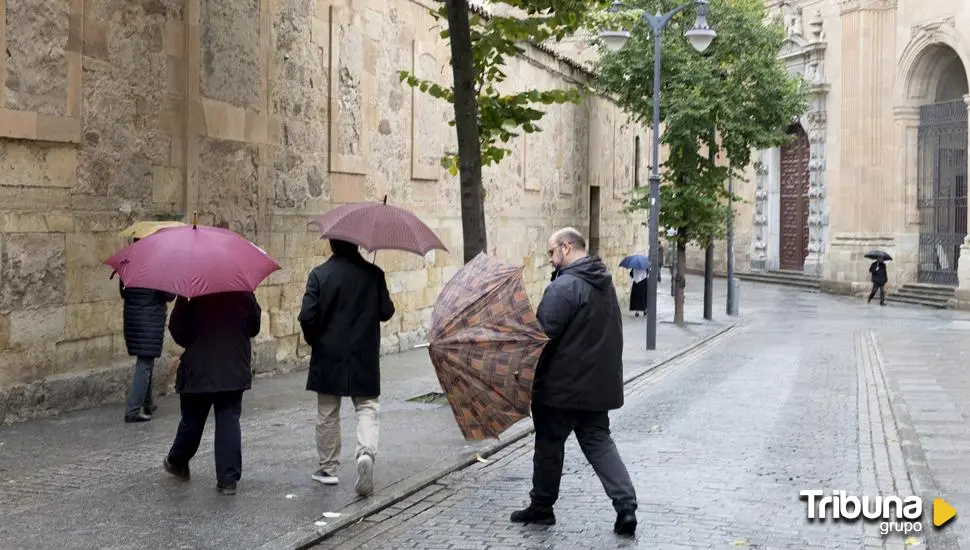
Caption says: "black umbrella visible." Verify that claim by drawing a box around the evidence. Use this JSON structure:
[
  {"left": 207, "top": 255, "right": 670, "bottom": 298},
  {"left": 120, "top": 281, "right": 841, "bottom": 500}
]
[{"left": 864, "top": 250, "right": 892, "bottom": 261}]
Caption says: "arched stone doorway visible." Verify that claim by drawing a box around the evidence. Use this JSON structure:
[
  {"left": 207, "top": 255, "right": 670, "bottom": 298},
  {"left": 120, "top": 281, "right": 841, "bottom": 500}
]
[
  {"left": 911, "top": 46, "right": 969, "bottom": 285},
  {"left": 779, "top": 123, "right": 811, "bottom": 271}
]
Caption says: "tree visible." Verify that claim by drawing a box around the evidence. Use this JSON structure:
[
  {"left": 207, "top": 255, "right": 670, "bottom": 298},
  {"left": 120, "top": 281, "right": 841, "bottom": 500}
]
[
  {"left": 594, "top": 0, "right": 807, "bottom": 323},
  {"left": 400, "top": 0, "right": 609, "bottom": 263}
]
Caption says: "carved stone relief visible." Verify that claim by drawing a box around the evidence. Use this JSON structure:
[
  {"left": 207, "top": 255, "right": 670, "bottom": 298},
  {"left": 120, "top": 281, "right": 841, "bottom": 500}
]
[
  {"left": 750, "top": 155, "right": 770, "bottom": 270},
  {"left": 411, "top": 40, "right": 441, "bottom": 181},
  {"left": 329, "top": 6, "right": 372, "bottom": 175},
  {"left": 779, "top": 0, "right": 804, "bottom": 39},
  {"left": 753, "top": 5, "right": 830, "bottom": 273}
]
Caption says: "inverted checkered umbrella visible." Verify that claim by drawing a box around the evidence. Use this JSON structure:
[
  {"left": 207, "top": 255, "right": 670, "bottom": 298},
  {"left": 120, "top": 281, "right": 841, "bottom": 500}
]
[{"left": 427, "top": 252, "right": 549, "bottom": 441}]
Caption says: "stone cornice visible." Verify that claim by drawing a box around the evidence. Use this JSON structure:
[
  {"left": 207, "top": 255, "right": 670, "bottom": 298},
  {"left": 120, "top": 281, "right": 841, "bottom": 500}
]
[
  {"left": 892, "top": 105, "right": 920, "bottom": 120},
  {"left": 840, "top": 0, "right": 898, "bottom": 14}
]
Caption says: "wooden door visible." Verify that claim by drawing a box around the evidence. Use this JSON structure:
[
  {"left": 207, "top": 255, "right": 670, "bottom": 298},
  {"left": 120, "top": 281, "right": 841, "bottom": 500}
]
[{"left": 779, "top": 125, "right": 810, "bottom": 271}]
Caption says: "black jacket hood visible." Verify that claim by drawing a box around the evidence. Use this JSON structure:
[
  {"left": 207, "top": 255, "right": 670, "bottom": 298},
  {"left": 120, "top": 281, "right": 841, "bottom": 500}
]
[{"left": 558, "top": 256, "right": 613, "bottom": 290}]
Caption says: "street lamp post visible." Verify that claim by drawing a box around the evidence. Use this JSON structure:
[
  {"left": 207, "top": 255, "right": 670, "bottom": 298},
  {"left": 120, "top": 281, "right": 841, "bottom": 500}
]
[
  {"left": 600, "top": 0, "right": 716, "bottom": 351},
  {"left": 726, "top": 166, "right": 737, "bottom": 315}
]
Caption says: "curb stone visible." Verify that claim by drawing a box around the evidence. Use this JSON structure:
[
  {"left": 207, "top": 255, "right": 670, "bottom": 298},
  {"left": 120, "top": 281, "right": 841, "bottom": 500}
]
[
  {"left": 868, "top": 332, "right": 962, "bottom": 550},
  {"left": 259, "top": 319, "right": 742, "bottom": 550}
]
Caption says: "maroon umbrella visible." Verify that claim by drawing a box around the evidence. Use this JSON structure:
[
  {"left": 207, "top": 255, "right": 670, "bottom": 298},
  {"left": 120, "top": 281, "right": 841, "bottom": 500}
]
[
  {"left": 104, "top": 225, "right": 281, "bottom": 298},
  {"left": 312, "top": 196, "right": 447, "bottom": 256}
]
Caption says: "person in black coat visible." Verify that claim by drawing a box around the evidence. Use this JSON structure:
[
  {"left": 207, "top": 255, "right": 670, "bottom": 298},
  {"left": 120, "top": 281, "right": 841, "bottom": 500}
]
[
  {"left": 119, "top": 257, "right": 175, "bottom": 423},
  {"left": 628, "top": 269, "right": 648, "bottom": 316},
  {"left": 868, "top": 259, "right": 888, "bottom": 305},
  {"left": 299, "top": 239, "right": 395, "bottom": 497},
  {"left": 510, "top": 227, "right": 638, "bottom": 537},
  {"left": 162, "top": 291, "right": 262, "bottom": 495}
]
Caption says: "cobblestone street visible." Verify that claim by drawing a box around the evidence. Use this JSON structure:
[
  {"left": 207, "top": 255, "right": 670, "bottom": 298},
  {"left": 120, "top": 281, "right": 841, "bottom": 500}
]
[{"left": 320, "top": 283, "right": 970, "bottom": 549}]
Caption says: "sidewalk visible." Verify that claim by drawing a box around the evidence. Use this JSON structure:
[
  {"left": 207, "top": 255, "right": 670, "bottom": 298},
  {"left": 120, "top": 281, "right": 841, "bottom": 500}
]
[{"left": 0, "top": 275, "right": 733, "bottom": 550}]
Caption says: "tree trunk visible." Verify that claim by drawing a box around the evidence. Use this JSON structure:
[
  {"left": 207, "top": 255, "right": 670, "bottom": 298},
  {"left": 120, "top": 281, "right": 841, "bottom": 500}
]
[
  {"left": 445, "top": 0, "right": 487, "bottom": 264},
  {"left": 675, "top": 239, "right": 688, "bottom": 325}
]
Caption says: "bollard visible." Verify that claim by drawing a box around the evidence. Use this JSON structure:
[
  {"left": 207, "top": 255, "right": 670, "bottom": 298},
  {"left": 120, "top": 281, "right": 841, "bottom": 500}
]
[{"left": 729, "top": 279, "right": 740, "bottom": 316}]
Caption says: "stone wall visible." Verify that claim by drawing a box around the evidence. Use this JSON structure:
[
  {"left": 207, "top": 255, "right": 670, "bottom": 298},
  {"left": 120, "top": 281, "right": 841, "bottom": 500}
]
[{"left": 0, "top": 0, "right": 646, "bottom": 424}]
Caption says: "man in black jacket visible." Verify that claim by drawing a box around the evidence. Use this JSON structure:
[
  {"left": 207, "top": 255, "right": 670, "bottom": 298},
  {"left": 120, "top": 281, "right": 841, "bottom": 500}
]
[
  {"left": 510, "top": 228, "right": 638, "bottom": 536},
  {"left": 868, "top": 259, "right": 888, "bottom": 305},
  {"left": 299, "top": 239, "right": 395, "bottom": 497},
  {"left": 162, "top": 291, "right": 262, "bottom": 495},
  {"left": 119, "top": 270, "right": 175, "bottom": 423}
]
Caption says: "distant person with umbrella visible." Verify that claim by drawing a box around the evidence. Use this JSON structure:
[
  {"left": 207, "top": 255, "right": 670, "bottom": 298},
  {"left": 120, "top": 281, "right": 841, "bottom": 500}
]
[
  {"left": 619, "top": 253, "right": 650, "bottom": 317},
  {"left": 866, "top": 250, "right": 891, "bottom": 306},
  {"left": 299, "top": 239, "right": 396, "bottom": 497},
  {"left": 510, "top": 227, "right": 638, "bottom": 537}
]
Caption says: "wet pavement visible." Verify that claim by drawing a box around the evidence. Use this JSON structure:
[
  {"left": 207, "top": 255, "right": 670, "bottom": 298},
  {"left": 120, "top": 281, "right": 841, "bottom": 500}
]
[
  {"left": 0, "top": 275, "right": 731, "bottom": 549},
  {"left": 319, "top": 280, "right": 970, "bottom": 550}
]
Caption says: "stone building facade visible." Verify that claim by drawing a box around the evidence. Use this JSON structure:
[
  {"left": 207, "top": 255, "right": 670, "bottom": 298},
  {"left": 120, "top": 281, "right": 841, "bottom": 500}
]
[
  {"left": 684, "top": 0, "right": 970, "bottom": 306},
  {"left": 0, "top": 0, "right": 648, "bottom": 423}
]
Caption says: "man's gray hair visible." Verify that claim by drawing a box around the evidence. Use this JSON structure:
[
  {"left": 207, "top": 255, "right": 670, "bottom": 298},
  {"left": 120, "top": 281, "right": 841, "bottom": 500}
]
[{"left": 551, "top": 227, "right": 587, "bottom": 251}]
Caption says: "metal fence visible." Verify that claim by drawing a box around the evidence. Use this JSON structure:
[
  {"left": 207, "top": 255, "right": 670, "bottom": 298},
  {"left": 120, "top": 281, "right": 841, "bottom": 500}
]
[{"left": 917, "top": 100, "right": 968, "bottom": 286}]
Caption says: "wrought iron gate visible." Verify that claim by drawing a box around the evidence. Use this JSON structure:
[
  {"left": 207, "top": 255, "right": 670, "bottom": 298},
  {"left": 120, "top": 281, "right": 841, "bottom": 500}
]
[{"left": 917, "top": 100, "right": 968, "bottom": 286}]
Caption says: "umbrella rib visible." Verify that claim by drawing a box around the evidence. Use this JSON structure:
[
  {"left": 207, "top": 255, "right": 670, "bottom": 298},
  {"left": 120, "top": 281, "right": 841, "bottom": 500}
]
[
  {"left": 432, "top": 274, "right": 518, "bottom": 338},
  {"left": 435, "top": 357, "right": 525, "bottom": 436}
]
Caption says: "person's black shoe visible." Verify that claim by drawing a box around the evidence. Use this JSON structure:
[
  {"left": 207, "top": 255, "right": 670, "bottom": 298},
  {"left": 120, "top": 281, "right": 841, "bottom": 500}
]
[
  {"left": 614, "top": 509, "right": 637, "bottom": 536},
  {"left": 880, "top": 301, "right": 886, "bottom": 306},
  {"left": 217, "top": 482, "right": 237, "bottom": 495},
  {"left": 125, "top": 412, "right": 151, "bottom": 423},
  {"left": 163, "top": 458, "right": 191, "bottom": 481},
  {"left": 144, "top": 404, "right": 158, "bottom": 415},
  {"left": 510, "top": 506, "right": 555, "bottom": 525}
]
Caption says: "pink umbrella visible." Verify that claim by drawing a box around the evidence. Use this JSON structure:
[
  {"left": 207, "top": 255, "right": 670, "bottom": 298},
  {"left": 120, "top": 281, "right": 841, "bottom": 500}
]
[
  {"left": 312, "top": 196, "right": 447, "bottom": 256},
  {"left": 104, "top": 225, "right": 281, "bottom": 298}
]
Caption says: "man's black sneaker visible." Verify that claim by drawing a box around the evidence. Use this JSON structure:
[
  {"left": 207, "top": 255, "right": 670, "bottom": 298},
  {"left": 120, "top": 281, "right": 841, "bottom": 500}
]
[
  {"left": 510, "top": 506, "right": 555, "bottom": 525},
  {"left": 614, "top": 510, "right": 637, "bottom": 536},
  {"left": 217, "top": 482, "right": 237, "bottom": 495},
  {"left": 125, "top": 412, "right": 151, "bottom": 423},
  {"left": 163, "top": 458, "right": 190, "bottom": 481}
]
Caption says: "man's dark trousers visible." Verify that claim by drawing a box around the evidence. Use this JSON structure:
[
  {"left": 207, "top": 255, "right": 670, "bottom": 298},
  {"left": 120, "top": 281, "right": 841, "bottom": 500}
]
[
  {"left": 529, "top": 402, "right": 638, "bottom": 513},
  {"left": 868, "top": 283, "right": 885, "bottom": 304},
  {"left": 167, "top": 391, "right": 244, "bottom": 485}
]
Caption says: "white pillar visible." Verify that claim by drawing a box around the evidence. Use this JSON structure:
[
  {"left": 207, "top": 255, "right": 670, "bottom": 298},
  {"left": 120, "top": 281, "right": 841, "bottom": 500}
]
[{"left": 891, "top": 105, "right": 921, "bottom": 287}]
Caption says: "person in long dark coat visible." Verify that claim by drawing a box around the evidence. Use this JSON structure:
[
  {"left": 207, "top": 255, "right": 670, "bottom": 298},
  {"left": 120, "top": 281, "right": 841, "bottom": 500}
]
[
  {"left": 298, "top": 239, "right": 395, "bottom": 497},
  {"left": 162, "top": 291, "right": 262, "bottom": 495},
  {"left": 868, "top": 259, "right": 888, "bottom": 305},
  {"left": 119, "top": 254, "right": 175, "bottom": 423},
  {"left": 628, "top": 269, "right": 648, "bottom": 317}
]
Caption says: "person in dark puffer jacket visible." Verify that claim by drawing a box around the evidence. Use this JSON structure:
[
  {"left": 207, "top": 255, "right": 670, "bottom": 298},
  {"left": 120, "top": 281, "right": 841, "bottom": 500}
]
[{"left": 120, "top": 240, "right": 176, "bottom": 423}]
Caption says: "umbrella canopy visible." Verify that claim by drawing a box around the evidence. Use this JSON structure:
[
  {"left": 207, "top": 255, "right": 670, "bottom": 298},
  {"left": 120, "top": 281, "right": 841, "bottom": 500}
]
[
  {"left": 427, "top": 252, "right": 549, "bottom": 441},
  {"left": 312, "top": 196, "right": 447, "bottom": 256},
  {"left": 619, "top": 254, "right": 650, "bottom": 270},
  {"left": 104, "top": 225, "right": 281, "bottom": 298},
  {"left": 119, "top": 220, "right": 187, "bottom": 239},
  {"left": 864, "top": 250, "right": 893, "bottom": 261}
]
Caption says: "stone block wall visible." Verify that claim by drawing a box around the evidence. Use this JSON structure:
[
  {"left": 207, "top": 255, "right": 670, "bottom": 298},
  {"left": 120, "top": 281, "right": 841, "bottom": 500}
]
[{"left": 0, "top": 0, "right": 645, "bottom": 424}]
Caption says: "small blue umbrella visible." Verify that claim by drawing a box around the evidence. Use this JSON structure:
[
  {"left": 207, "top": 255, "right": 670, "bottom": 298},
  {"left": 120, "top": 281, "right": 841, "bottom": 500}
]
[{"left": 619, "top": 254, "right": 650, "bottom": 270}]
